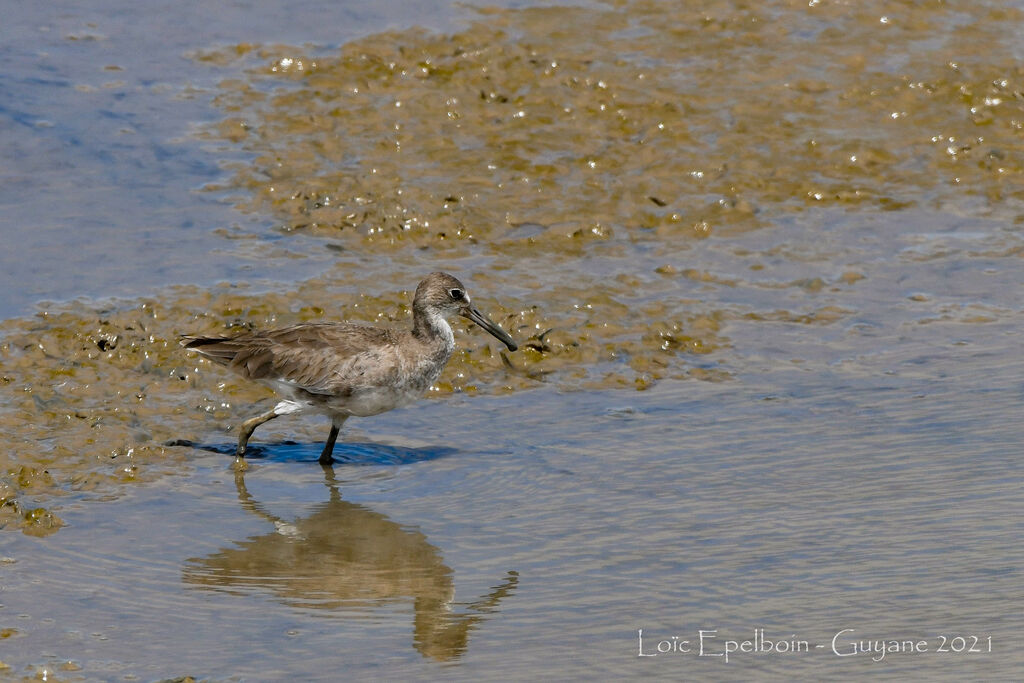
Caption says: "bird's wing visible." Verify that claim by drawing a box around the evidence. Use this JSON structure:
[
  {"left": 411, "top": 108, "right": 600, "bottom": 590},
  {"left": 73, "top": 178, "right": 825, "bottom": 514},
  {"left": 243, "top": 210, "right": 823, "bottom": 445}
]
[{"left": 182, "top": 323, "right": 399, "bottom": 395}]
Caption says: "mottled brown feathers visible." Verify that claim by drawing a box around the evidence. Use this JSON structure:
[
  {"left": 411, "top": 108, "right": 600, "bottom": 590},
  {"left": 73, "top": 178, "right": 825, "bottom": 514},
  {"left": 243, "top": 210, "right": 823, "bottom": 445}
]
[
  {"left": 179, "top": 273, "right": 518, "bottom": 461},
  {"left": 180, "top": 323, "right": 400, "bottom": 394}
]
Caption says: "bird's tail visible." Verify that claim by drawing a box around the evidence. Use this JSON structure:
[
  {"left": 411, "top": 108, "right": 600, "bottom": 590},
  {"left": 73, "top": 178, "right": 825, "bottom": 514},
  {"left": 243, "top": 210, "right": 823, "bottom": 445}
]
[{"left": 179, "top": 335, "right": 241, "bottom": 366}]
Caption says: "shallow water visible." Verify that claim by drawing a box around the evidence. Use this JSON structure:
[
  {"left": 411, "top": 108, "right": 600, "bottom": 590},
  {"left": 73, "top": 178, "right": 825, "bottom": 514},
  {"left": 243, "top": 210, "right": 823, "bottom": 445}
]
[
  {"left": 2, "top": 377, "right": 1020, "bottom": 679},
  {"left": 0, "top": 0, "right": 506, "bottom": 319},
  {"left": 2, "top": 0, "right": 1023, "bottom": 680}
]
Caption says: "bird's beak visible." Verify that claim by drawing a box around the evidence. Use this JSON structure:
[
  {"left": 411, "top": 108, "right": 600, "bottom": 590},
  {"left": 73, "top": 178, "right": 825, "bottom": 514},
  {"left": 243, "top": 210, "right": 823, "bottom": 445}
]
[{"left": 461, "top": 306, "right": 518, "bottom": 351}]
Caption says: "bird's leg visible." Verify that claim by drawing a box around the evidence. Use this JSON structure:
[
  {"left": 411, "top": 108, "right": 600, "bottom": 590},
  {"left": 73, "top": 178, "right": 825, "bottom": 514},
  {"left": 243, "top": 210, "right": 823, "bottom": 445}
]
[
  {"left": 318, "top": 417, "right": 347, "bottom": 466},
  {"left": 318, "top": 426, "right": 339, "bottom": 465},
  {"left": 237, "top": 408, "right": 280, "bottom": 457}
]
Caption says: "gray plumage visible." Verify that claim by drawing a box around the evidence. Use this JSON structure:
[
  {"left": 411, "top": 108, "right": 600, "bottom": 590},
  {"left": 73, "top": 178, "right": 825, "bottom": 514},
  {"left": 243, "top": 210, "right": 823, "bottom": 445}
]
[{"left": 181, "top": 272, "right": 517, "bottom": 464}]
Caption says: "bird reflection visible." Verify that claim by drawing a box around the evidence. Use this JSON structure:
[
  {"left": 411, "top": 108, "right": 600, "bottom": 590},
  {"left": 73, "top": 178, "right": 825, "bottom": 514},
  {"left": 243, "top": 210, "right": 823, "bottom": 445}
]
[{"left": 183, "top": 465, "right": 518, "bottom": 661}]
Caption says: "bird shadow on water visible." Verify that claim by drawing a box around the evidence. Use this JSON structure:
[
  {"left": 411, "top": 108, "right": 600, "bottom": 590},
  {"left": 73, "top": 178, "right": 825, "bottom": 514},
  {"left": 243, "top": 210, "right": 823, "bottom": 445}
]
[{"left": 168, "top": 439, "right": 458, "bottom": 466}]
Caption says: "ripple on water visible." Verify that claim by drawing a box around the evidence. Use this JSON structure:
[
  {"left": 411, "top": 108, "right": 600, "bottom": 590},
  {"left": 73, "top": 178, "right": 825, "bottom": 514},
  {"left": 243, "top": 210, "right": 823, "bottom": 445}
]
[{"left": 2, "top": 0, "right": 1024, "bottom": 679}]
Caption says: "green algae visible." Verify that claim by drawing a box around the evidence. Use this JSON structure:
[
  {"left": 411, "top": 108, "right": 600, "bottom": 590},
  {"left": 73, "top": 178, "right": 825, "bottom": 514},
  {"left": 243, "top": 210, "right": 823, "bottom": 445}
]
[
  {"left": 196, "top": 0, "right": 1023, "bottom": 245},
  {"left": 0, "top": 277, "right": 728, "bottom": 533},
  {"left": 3, "top": 0, "right": 1023, "bottom": 530}
]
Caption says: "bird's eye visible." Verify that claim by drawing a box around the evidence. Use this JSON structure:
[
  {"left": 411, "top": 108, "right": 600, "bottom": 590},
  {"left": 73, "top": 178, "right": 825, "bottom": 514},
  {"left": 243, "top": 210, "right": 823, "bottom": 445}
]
[{"left": 448, "top": 288, "right": 464, "bottom": 300}]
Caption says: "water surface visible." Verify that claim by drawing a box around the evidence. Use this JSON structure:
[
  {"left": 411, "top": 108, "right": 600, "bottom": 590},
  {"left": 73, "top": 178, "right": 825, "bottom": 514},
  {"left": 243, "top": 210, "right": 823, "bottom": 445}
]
[{"left": 1, "top": 0, "right": 1022, "bottom": 680}]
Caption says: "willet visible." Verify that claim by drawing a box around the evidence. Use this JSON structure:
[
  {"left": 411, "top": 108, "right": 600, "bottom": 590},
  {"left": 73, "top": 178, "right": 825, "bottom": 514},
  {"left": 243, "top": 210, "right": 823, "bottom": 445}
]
[{"left": 181, "top": 272, "right": 518, "bottom": 465}]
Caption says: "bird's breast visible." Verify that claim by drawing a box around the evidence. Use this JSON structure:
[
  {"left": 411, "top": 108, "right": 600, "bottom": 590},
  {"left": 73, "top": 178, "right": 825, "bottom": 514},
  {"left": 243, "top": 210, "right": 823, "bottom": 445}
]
[{"left": 324, "top": 341, "right": 452, "bottom": 417}]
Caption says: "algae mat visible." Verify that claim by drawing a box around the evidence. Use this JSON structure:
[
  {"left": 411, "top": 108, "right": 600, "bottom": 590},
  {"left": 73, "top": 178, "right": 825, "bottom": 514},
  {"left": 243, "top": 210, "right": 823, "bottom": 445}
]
[
  {"left": 2, "top": 0, "right": 1022, "bottom": 535},
  {"left": 1, "top": 0, "right": 1023, "bottom": 679}
]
